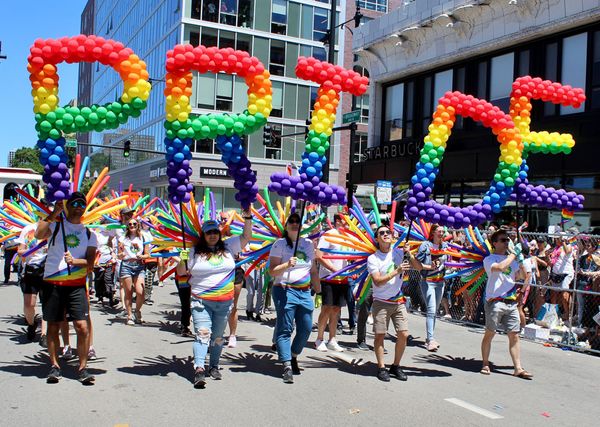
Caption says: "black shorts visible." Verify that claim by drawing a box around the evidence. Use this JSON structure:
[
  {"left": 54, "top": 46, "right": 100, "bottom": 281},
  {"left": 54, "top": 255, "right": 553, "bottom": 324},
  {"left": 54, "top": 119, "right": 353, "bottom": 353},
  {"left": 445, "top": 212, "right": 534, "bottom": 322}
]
[
  {"left": 40, "top": 283, "right": 89, "bottom": 322},
  {"left": 234, "top": 267, "right": 245, "bottom": 286},
  {"left": 320, "top": 281, "right": 349, "bottom": 307},
  {"left": 20, "top": 265, "right": 45, "bottom": 294}
]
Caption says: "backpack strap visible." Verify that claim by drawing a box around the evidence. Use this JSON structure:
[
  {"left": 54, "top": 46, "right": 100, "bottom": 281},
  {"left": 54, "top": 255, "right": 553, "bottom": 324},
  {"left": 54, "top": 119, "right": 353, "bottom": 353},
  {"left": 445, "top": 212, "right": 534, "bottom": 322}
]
[{"left": 49, "top": 222, "right": 61, "bottom": 247}]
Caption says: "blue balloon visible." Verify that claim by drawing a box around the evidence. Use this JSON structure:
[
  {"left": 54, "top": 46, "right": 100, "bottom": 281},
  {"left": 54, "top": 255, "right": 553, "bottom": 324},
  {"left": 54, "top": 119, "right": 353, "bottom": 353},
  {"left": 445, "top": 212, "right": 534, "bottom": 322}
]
[{"left": 48, "top": 154, "right": 60, "bottom": 166}]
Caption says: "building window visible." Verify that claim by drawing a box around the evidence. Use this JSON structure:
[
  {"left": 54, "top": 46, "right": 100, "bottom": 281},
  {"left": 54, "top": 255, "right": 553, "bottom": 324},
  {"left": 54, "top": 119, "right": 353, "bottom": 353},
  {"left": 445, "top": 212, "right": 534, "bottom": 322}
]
[
  {"left": 202, "top": 27, "right": 218, "bottom": 47},
  {"left": 237, "top": 33, "right": 252, "bottom": 53},
  {"left": 272, "top": 81, "right": 283, "bottom": 117},
  {"left": 422, "top": 76, "right": 432, "bottom": 134},
  {"left": 190, "top": 31, "right": 200, "bottom": 47},
  {"left": 266, "top": 124, "right": 282, "bottom": 159},
  {"left": 220, "top": 0, "right": 237, "bottom": 25},
  {"left": 219, "top": 30, "right": 236, "bottom": 49},
  {"left": 352, "top": 66, "right": 370, "bottom": 124},
  {"left": 561, "top": 33, "right": 587, "bottom": 115},
  {"left": 489, "top": 53, "right": 514, "bottom": 113},
  {"left": 313, "top": 8, "right": 328, "bottom": 42},
  {"left": 194, "top": 139, "right": 216, "bottom": 154},
  {"left": 592, "top": 31, "right": 600, "bottom": 109},
  {"left": 203, "top": 0, "right": 219, "bottom": 22},
  {"left": 352, "top": 133, "right": 368, "bottom": 163},
  {"left": 357, "top": 0, "right": 387, "bottom": 13},
  {"left": 271, "top": 0, "right": 287, "bottom": 35},
  {"left": 269, "top": 40, "right": 285, "bottom": 76},
  {"left": 454, "top": 67, "right": 465, "bottom": 129},
  {"left": 238, "top": 0, "right": 253, "bottom": 27},
  {"left": 384, "top": 83, "right": 404, "bottom": 142},
  {"left": 197, "top": 74, "right": 216, "bottom": 109},
  {"left": 313, "top": 46, "right": 327, "bottom": 62},
  {"left": 191, "top": 0, "right": 201, "bottom": 19},
  {"left": 544, "top": 42, "right": 558, "bottom": 116},
  {"left": 216, "top": 74, "right": 233, "bottom": 111},
  {"left": 404, "top": 80, "right": 414, "bottom": 138}
]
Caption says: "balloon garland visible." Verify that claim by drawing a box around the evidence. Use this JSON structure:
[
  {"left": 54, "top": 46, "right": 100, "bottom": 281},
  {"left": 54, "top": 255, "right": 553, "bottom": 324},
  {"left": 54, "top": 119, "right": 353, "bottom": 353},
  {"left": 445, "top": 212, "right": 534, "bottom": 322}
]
[
  {"left": 28, "top": 35, "right": 151, "bottom": 201},
  {"left": 163, "top": 44, "right": 271, "bottom": 206},
  {"left": 508, "top": 76, "right": 585, "bottom": 211},
  {"left": 268, "top": 57, "right": 369, "bottom": 206},
  {"left": 405, "top": 76, "right": 586, "bottom": 228}
]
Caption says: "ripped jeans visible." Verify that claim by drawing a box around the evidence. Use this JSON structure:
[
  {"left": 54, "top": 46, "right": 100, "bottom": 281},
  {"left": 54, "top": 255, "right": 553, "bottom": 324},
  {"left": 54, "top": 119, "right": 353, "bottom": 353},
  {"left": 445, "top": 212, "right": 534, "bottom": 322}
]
[{"left": 191, "top": 297, "right": 232, "bottom": 370}]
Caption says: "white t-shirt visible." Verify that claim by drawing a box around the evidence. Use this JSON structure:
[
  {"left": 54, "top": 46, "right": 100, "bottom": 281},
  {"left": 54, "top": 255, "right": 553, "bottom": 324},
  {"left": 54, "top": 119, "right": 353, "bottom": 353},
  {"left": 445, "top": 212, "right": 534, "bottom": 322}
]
[
  {"left": 15, "top": 223, "right": 47, "bottom": 267},
  {"left": 367, "top": 248, "right": 406, "bottom": 303},
  {"left": 317, "top": 229, "right": 348, "bottom": 281},
  {"left": 95, "top": 230, "right": 113, "bottom": 265},
  {"left": 188, "top": 236, "right": 242, "bottom": 301},
  {"left": 483, "top": 254, "right": 521, "bottom": 300},
  {"left": 552, "top": 246, "right": 575, "bottom": 275},
  {"left": 119, "top": 235, "right": 145, "bottom": 260},
  {"left": 270, "top": 237, "right": 314, "bottom": 288},
  {"left": 44, "top": 220, "right": 98, "bottom": 286}
]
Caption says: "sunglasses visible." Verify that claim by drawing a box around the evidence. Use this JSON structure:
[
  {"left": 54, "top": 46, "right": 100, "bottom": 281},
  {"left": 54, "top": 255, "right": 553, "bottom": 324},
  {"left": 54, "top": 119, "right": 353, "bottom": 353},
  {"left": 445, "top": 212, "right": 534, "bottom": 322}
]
[
  {"left": 69, "top": 201, "right": 86, "bottom": 208},
  {"left": 378, "top": 230, "right": 391, "bottom": 236},
  {"left": 128, "top": 222, "right": 138, "bottom": 227},
  {"left": 287, "top": 219, "right": 300, "bottom": 225},
  {"left": 205, "top": 229, "right": 220, "bottom": 235},
  {"left": 498, "top": 238, "right": 510, "bottom": 243}
]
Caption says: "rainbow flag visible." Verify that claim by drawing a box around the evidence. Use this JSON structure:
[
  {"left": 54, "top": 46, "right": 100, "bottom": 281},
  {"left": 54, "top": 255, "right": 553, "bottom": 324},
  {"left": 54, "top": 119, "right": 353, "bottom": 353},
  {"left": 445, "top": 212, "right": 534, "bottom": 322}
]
[{"left": 561, "top": 209, "right": 574, "bottom": 223}]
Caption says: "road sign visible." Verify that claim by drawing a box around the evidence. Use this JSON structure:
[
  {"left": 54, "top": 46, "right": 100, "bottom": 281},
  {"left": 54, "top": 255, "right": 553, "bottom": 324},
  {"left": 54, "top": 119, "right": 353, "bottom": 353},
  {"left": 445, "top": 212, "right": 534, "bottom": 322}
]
[
  {"left": 375, "top": 180, "right": 392, "bottom": 205},
  {"left": 342, "top": 110, "right": 361, "bottom": 124},
  {"left": 65, "top": 138, "right": 77, "bottom": 148}
]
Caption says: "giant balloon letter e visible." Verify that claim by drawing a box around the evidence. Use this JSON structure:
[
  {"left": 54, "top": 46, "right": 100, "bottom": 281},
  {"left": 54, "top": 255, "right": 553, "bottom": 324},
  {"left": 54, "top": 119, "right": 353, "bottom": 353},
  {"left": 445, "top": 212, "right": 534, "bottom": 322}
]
[
  {"left": 29, "top": 35, "right": 151, "bottom": 201},
  {"left": 164, "top": 44, "right": 271, "bottom": 206},
  {"left": 269, "top": 57, "right": 368, "bottom": 206}
]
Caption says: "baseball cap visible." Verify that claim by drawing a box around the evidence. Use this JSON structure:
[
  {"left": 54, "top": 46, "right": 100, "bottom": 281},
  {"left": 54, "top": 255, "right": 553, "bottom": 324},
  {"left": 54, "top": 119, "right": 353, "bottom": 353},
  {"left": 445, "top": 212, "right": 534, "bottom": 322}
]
[
  {"left": 120, "top": 207, "right": 134, "bottom": 215},
  {"left": 67, "top": 192, "right": 86, "bottom": 206},
  {"left": 201, "top": 220, "right": 220, "bottom": 234}
]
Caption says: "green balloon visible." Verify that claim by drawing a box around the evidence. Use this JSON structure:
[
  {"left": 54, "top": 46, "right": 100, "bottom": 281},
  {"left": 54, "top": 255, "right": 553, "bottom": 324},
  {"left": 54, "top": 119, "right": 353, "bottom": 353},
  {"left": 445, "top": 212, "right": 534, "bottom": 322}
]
[
  {"left": 40, "top": 120, "right": 52, "bottom": 132},
  {"left": 88, "top": 113, "right": 99, "bottom": 124},
  {"left": 62, "top": 113, "right": 74, "bottom": 125},
  {"left": 191, "top": 120, "right": 202, "bottom": 132},
  {"left": 111, "top": 102, "right": 122, "bottom": 113},
  {"left": 493, "top": 173, "right": 502, "bottom": 182},
  {"left": 246, "top": 115, "right": 256, "bottom": 126},
  {"left": 208, "top": 119, "right": 219, "bottom": 130},
  {"left": 49, "top": 129, "right": 61, "bottom": 140},
  {"left": 217, "top": 124, "right": 227, "bottom": 135},
  {"left": 201, "top": 125, "right": 211, "bottom": 135},
  {"left": 233, "top": 122, "right": 244, "bottom": 133},
  {"left": 96, "top": 107, "right": 107, "bottom": 118},
  {"left": 432, "top": 158, "right": 441, "bottom": 167},
  {"left": 54, "top": 107, "right": 65, "bottom": 118},
  {"left": 81, "top": 107, "right": 92, "bottom": 117},
  {"left": 177, "top": 129, "right": 188, "bottom": 139},
  {"left": 317, "top": 146, "right": 326, "bottom": 156},
  {"left": 74, "top": 115, "right": 86, "bottom": 127},
  {"left": 428, "top": 149, "right": 437, "bottom": 158},
  {"left": 500, "top": 168, "right": 510, "bottom": 178},
  {"left": 171, "top": 120, "right": 182, "bottom": 130},
  {"left": 117, "top": 113, "right": 128, "bottom": 124},
  {"left": 420, "top": 155, "right": 430, "bottom": 163},
  {"left": 223, "top": 116, "right": 234, "bottom": 128},
  {"left": 505, "top": 177, "right": 514, "bottom": 186},
  {"left": 166, "top": 129, "right": 175, "bottom": 139},
  {"left": 45, "top": 112, "right": 56, "bottom": 123},
  {"left": 106, "top": 111, "right": 117, "bottom": 122}
]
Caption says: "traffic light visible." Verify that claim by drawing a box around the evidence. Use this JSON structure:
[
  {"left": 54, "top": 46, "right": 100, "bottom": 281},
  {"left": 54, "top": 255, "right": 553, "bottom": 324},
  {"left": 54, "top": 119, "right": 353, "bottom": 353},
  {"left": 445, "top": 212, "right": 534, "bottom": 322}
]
[
  {"left": 123, "top": 140, "right": 131, "bottom": 157},
  {"left": 354, "top": 5, "right": 363, "bottom": 28},
  {"left": 304, "top": 119, "right": 311, "bottom": 139},
  {"left": 263, "top": 125, "right": 272, "bottom": 147}
]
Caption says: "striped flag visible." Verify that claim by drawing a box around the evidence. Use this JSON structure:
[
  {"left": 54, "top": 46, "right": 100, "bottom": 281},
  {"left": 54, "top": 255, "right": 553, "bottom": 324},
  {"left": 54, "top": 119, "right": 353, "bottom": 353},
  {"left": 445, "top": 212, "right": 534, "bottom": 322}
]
[{"left": 561, "top": 209, "right": 574, "bottom": 224}]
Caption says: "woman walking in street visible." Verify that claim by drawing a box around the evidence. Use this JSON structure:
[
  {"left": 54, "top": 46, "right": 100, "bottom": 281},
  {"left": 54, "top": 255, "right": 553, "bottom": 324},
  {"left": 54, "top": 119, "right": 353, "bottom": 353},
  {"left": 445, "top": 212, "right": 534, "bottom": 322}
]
[
  {"left": 118, "top": 219, "right": 149, "bottom": 325},
  {"left": 177, "top": 209, "right": 252, "bottom": 389},
  {"left": 269, "top": 212, "right": 320, "bottom": 384}
]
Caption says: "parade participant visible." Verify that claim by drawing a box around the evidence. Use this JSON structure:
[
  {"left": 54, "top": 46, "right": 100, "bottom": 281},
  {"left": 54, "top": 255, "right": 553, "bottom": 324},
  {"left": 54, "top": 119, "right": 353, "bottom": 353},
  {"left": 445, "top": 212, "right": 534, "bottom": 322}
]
[
  {"left": 315, "top": 214, "right": 348, "bottom": 352},
  {"left": 35, "top": 192, "right": 97, "bottom": 384},
  {"left": 118, "top": 218, "right": 149, "bottom": 325},
  {"left": 94, "top": 221, "right": 117, "bottom": 306},
  {"left": 367, "top": 225, "right": 417, "bottom": 382},
  {"left": 550, "top": 233, "right": 576, "bottom": 320},
  {"left": 416, "top": 224, "right": 449, "bottom": 352},
  {"left": 177, "top": 209, "right": 252, "bottom": 389},
  {"left": 3, "top": 238, "right": 19, "bottom": 283},
  {"left": 111, "top": 207, "right": 134, "bottom": 310},
  {"left": 246, "top": 266, "right": 263, "bottom": 322},
  {"left": 269, "top": 212, "right": 320, "bottom": 384},
  {"left": 141, "top": 221, "right": 157, "bottom": 306},
  {"left": 15, "top": 220, "right": 47, "bottom": 341},
  {"left": 480, "top": 229, "right": 532, "bottom": 379},
  {"left": 227, "top": 262, "right": 245, "bottom": 348}
]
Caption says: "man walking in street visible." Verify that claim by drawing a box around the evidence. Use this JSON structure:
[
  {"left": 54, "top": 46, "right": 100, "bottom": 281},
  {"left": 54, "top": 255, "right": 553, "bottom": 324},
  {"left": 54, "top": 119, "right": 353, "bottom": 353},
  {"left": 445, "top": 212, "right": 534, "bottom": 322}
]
[{"left": 36, "top": 192, "right": 98, "bottom": 384}]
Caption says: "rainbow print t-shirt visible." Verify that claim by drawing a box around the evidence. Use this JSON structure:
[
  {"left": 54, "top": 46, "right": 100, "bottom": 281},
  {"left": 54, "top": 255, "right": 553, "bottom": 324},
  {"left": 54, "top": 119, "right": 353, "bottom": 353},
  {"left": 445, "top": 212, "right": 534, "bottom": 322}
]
[
  {"left": 189, "top": 236, "right": 242, "bottom": 302},
  {"left": 44, "top": 220, "right": 98, "bottom": 287},
  {"left": 483, "top": 254, "right": 521, "bottom": 301},
  {"left": 270, "top": 237, "right": 315, "bottom": 290}
]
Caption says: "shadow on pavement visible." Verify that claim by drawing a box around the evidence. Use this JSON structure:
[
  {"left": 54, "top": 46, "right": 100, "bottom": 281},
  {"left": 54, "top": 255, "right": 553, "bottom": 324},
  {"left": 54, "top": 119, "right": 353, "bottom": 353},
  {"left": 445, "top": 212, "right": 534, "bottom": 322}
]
[
  {"left": 0, "top": 314, "right": 27, "bottom": 326},
  {"left": 221, "top": 351, "right": 281, "bottom": 379},
  {"left": 412, "top": 353, "right": 513, "bottom": 374},
  {"left": 117, "top": 354, "right": 194, "bottom": 381},
  {"left": 0, "top": 352, "right": 107, "bottom": 379}
]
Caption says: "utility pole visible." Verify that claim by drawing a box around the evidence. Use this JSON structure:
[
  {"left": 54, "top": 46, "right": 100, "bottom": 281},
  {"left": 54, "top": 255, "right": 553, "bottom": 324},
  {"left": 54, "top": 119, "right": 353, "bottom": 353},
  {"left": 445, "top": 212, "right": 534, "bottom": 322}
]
[{"left": 321, "top": 0, "right": 337, "bottom": 186}]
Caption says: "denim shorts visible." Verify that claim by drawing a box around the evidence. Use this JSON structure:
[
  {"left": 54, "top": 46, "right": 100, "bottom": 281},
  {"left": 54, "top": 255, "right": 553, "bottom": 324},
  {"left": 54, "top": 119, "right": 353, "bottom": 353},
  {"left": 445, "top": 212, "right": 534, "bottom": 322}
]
[{"left": 120, "top": 261, "right": 145, "bottom": 279}]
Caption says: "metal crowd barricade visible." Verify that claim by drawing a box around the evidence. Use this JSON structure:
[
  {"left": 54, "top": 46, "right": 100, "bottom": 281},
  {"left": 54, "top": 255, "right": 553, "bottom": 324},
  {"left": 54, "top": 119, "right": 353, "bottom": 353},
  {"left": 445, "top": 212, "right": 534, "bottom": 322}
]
[{"left": 403, "top": 231, "right": 600, "bottom": 356}]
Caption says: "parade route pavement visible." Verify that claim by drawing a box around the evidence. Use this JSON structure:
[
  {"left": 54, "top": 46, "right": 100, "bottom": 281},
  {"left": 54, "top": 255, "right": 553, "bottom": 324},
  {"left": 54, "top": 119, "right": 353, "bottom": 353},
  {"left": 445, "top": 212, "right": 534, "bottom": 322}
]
[{"left": 0, "top": 279, "right": 597, "bottom": 427}]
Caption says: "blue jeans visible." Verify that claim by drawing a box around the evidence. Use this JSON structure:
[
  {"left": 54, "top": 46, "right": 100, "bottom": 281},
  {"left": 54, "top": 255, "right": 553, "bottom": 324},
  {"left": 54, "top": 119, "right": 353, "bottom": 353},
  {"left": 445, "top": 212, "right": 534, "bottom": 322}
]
[
  {"left": 419, "top": 280, "right": 444, "bottom": 342},
  {"left": 191, "top": 298, "right": 232, "bottom": 369},
  {"left": 272, "top": 286, "right": 314, "bottom": 362}
]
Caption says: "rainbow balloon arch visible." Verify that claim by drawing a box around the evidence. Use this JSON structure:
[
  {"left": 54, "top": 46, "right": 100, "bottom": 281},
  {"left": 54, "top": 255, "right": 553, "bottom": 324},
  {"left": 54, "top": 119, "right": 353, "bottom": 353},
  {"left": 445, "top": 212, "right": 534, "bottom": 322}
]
[{"left": 28, "top": 34, "right": 586, "bottom": 227}]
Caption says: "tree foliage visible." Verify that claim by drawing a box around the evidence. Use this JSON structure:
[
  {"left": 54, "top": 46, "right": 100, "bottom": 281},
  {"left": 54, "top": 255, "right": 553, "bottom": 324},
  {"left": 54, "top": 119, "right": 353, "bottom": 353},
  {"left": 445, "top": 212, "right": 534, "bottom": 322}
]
[{"left": 11, "top": 147, "right": 44, "bottom": 174}]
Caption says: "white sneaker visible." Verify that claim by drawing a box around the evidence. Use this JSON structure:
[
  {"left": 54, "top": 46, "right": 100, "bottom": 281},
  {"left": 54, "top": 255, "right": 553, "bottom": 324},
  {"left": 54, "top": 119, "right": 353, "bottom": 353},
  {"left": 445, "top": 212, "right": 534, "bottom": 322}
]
[
  {"left": 61, "top": 345, "right": 74, "bottom": 360},
  {"left": 158, "top": 281, "right": 164, "bottom": 287},
  {"left": 227, "top": 335, "right": 237, "bottom": 348},
  {"left": 315, "top": 339, "right": 327, "bottom": 352},
  {"left": 327, "top": 339, "right": 344, "bottom": 352},
  {"left": 367, "top": 314, "right": 374, "bottom": 325}
]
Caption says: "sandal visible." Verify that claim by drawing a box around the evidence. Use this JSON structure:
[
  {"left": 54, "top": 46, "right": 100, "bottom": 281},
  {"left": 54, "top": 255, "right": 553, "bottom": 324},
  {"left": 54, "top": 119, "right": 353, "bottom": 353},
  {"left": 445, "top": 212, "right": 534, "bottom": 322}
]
[
  {"left": 513, "top": 369, "right": 533, "bottom": 380},
  {"left": 480, "top": 366, "right": 491, "bottom": 375}
]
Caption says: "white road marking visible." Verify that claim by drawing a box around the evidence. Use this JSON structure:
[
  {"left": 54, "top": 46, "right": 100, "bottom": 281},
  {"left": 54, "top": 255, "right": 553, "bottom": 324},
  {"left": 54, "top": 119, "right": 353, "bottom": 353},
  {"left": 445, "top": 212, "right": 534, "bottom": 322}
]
[{"left": 444, "top": 398, "right": 504, "bottom": 420}]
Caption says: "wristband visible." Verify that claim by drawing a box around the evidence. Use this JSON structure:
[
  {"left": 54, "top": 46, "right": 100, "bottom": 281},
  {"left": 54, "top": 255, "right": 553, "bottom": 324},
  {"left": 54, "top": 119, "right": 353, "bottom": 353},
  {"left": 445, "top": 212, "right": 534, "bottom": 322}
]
[{"left": 243, "top": 216, "right": 252, "bottom": 220}]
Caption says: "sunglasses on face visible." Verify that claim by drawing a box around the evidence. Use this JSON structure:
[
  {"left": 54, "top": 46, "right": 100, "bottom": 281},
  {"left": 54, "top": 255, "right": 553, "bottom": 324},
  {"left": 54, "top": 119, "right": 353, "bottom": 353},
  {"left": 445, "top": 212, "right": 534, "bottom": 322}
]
[
  {"left": 378, "top": 230, "right": 391, "bottom": 237},
  {"left": 205, "top": 229, "right": 220, "bottom": 236},
  {"left": 287, "top": 219, "right": 300, "bottom": 225},
  {"left": 128, "top": 222, "right": 138, "bottom": 227},
  {"left": 69, "top": 201, "right": 86, "bottom": 208},
  {"left": 498, "top": 238, "right": 510, "bottom": 243}
]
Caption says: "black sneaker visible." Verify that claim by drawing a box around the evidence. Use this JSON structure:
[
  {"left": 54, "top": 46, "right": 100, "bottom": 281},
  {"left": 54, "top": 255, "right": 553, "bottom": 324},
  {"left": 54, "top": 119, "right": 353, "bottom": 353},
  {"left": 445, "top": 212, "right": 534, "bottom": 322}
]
[
  {"left": 389, "top": 365, "right": 408, "bottom": 381},
  {"left": 47, "top": 365, "right": 61, "bottom": 384},
  {"left": 271, "top": 343, "right": 277, "bottom": 352},
  {"left": 356, "top": 342, "right": 369, "bottom": 351},
  {"left": 254, "top": 314, "right": 262, "bottom": 322},
  {"left": 245, "top": 310, "right": 254, "bottom": 321},
  {"left": 208, "top": 367, "right": 222, "bottom": 380},
  {"left": 291, "top": 357, "right": 301, "bottom": 375},
  {"left": 193, "top": 369, "right": 206, "bottom": 389},
  {"left": 78, "top": 368, "right": 95, "bottom": 385},
  {"left": 377, "top": 368, "right": 390, "bottom": 382},
  {"left": 26, "top": 323, "right": 37, "bottom": 341},
  {"left": 282, "top": 366, "right": 294, "bottom": 384},
  {"left": 39, "top": 334, "right": 48, "bottom": 348}
]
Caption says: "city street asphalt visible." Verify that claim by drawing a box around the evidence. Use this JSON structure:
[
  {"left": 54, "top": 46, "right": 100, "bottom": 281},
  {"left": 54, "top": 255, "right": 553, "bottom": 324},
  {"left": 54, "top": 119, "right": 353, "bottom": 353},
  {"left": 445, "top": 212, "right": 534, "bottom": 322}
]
[{"left": 0, "top": 275, "right": 597, "bottom": 427}]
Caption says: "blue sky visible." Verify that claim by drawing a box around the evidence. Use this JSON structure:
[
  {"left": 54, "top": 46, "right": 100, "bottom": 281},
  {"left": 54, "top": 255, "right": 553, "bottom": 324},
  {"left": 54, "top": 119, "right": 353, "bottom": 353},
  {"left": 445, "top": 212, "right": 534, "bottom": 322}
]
[{"left": 0, "top": 1, "right": 88, "bottom": 166}]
